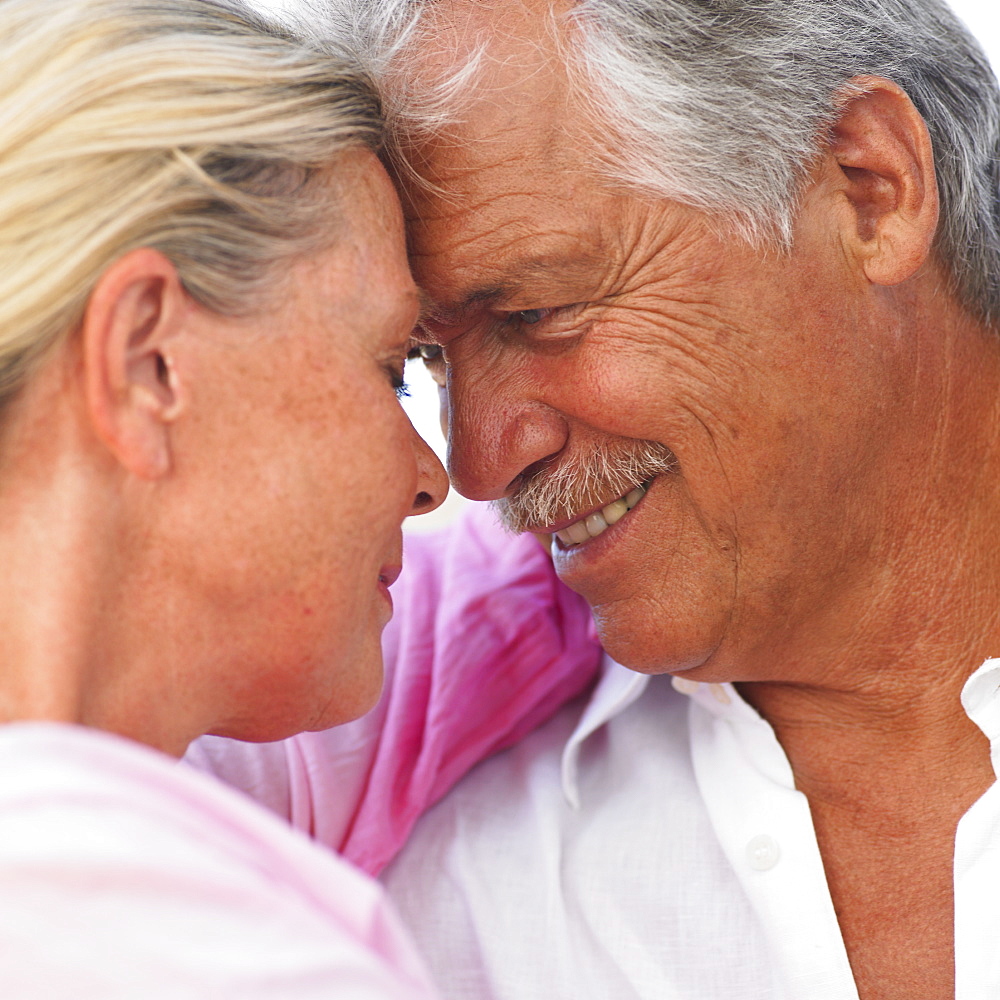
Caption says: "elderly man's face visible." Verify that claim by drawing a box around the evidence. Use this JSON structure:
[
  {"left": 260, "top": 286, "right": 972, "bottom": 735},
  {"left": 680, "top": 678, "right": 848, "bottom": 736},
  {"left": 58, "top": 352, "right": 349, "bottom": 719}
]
[{"left": 406, "top": 2, "right": 919, "bottom": 680}]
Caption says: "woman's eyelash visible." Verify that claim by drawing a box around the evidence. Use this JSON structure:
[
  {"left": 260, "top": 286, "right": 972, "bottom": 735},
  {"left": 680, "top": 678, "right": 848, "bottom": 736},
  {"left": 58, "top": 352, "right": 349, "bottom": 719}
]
[{"left": 387, "top": 364, "right": 410, "bottom": 398}]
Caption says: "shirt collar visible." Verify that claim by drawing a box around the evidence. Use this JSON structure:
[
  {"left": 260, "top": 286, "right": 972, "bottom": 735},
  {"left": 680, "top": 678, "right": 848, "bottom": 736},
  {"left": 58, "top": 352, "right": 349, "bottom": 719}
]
[
  {"left": 961, "top": 656, "right": 1000, "bottom": 779},
  {"left": 560, "top": 658, "right": 765, "bottom": 808},
  {"left": 560, "top": 657, "right": 648, "bottom": 809},
  {"left": 560, "top": 655, "right": 1000, "bottom": 807}
]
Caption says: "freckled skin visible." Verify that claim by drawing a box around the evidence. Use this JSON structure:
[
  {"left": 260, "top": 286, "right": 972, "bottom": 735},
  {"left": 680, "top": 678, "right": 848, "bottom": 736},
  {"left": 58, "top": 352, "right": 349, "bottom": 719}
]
[
  {"left": 0, "top": 152, "right": 448, "bottom": 755},
  {"left": 161, "top": 155, "right": 448, "bottom": 740}
]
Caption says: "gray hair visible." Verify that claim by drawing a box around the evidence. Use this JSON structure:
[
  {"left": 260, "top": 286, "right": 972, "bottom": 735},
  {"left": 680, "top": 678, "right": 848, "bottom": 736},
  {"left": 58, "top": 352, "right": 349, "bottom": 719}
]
[
  {"left": 0, "top": 0, "right": 381, "bottom": 409},
  {"left": 323, "top": 0, "right": 1000, "bottom": 325}
]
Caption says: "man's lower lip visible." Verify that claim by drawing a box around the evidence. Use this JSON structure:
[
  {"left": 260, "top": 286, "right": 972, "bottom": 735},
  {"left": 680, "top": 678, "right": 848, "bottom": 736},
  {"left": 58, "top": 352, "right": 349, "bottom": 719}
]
[
  {"left": 549, "top": 477, "right": 654, "bottom": 584},
  {"left": 552, "top": 516, "right": 628, "bottom": 575}
]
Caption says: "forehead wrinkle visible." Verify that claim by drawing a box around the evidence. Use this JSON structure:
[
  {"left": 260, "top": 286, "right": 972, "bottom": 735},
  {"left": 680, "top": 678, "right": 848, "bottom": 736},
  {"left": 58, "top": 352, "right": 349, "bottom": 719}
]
[
  {"left": 410, "top": 174, "right": 595, "bottom": 253},
  {"left": 407, "top": 198, "right": 588, "bottom": 305},
  {"left": 409, "top": 150, "right": 566, "bottom": 216}
]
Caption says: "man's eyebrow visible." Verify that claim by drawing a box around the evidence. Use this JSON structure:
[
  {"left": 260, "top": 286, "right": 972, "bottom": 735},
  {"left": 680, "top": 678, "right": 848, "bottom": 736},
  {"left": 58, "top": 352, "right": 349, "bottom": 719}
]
[{"left": 429, "top": 251, "right": 604, "bottom": 323}]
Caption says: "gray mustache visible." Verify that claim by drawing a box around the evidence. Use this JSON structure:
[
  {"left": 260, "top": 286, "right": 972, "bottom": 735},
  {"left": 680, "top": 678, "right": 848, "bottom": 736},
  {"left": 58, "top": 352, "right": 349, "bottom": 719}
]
[{"left": 492, "top": 440, "right": 676, "bottom": 533}]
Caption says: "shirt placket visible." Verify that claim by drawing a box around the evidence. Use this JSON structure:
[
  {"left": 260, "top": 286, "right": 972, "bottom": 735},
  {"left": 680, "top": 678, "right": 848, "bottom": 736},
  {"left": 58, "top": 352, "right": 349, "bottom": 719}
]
[
  {"left": 684, "top": 681, "right": 860, "bottom": 1000},
  {"left": 954, "top": 658, "right": 1000, "bottom": 999}
]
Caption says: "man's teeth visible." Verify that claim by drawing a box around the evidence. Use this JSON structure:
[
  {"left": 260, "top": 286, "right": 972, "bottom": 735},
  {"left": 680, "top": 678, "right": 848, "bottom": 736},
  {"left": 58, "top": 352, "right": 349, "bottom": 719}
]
[{"left": 554, "top": 484, "right": 647, "bottom": 548}]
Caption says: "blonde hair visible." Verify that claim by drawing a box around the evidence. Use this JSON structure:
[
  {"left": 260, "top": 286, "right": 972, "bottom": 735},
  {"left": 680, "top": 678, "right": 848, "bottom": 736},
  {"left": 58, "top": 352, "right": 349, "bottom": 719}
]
[{"left": 0, "top": 0, "right": 382, "bottom": 405}]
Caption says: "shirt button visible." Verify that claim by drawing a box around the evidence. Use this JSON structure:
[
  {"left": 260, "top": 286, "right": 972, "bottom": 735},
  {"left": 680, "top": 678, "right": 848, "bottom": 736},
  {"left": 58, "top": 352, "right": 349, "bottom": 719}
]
[
  {"left": 671, "top": 677, "right": 699, "bottom": 696},
  {"left": 746, "top": 834, "right": 781, "bottom": 871},
  {"left": 710, "top": 683, "right": 732, "bottom": 705}
]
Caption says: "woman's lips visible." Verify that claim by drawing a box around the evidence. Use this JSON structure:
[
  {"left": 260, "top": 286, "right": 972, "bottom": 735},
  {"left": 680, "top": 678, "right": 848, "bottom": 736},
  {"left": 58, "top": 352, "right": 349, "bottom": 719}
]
[{"left": 377, "top": 564, "right": 402, "bottom": 616}]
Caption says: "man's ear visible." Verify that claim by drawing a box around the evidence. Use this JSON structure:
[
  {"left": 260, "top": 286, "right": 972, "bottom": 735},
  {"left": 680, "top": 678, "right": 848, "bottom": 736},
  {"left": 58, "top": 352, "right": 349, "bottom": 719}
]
[
  {"left": 81, "top": 247, "right": 189, "bottom": 479},
  {"left": 828, "top": 75, "right": 940, "bottom": 286}
]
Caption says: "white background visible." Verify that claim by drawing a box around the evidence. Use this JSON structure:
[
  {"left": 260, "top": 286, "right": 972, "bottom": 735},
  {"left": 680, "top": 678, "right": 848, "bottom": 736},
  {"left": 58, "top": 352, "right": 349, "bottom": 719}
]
[{"left": 254, "top": 0, "right": 1000, "bottom": 528}]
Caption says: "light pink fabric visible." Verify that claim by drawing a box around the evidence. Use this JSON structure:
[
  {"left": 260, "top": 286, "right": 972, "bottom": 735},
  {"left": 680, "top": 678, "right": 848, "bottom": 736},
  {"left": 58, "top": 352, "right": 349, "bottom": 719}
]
[
  {"left": 188, "top": 503, "right": 602, "bottom": 875},
  {"left": 0, "top": 722, "right": 438, "bottom": 999}
]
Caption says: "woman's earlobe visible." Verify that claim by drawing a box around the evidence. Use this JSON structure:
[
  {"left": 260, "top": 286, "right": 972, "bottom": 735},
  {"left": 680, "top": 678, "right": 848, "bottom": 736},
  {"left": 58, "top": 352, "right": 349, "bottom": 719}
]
[{"left": 829, "top": 75, "right": 940, "bottom": 287}]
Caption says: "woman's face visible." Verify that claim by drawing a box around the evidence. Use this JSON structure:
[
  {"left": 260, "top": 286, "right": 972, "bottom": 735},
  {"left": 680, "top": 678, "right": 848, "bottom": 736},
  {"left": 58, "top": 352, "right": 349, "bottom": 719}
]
[{"left": 166, "top": 152, "right": 446, "bottom": 741}]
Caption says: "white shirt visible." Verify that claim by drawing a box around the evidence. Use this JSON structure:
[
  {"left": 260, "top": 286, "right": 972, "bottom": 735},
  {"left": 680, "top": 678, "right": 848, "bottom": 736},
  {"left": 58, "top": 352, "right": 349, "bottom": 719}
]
[
  {"left": 0, "top": 723, "right": 437, "bottom": 999},
  {"left": 381, "top": 656, "right": 1000, "bottom": 1000}
]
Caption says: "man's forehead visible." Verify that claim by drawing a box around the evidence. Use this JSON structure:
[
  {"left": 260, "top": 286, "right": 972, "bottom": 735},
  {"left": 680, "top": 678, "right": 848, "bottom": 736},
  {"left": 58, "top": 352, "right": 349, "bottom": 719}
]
[
  {"left": 395, "top": 0, "right": 647, "bottom": 324},
  {"left": 425, "top": 0, "right": 576, "bottom": 46},
  {"left": 402, "top": 141, "right": 611, "bottom": 290}
]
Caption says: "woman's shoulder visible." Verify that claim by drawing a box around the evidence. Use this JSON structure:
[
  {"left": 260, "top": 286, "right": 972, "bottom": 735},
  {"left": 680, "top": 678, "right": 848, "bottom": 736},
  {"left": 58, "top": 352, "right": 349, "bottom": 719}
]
[
  {"left": 0, "top": 721, "right": 436, "bottom": 999},
  {"left": 0, "top": 720, "right": 379, "bottom": 904}
]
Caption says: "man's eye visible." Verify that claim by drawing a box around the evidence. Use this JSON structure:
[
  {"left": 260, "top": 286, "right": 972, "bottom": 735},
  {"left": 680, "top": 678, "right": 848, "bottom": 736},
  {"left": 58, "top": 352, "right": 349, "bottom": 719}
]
[
  {"left": 407, "top": 343, "right": 443, "bottom": 362},
  {"left": 406, "top": 343, "right": 447, "bottom": 388},
  {"left": 513, "top": 309, "right": 550, "bottom": 325},
  {"left": 505, "top": 305, "right": 585, "bottom": 344}
]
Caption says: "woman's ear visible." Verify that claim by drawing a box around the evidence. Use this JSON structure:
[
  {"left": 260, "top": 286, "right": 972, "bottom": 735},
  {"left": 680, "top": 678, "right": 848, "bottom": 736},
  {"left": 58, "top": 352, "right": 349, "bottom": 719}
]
[
  {"left": 81, "top": 248, "right": 189, "bottom": 479},
  {"left": 828, "top": 75, "right": 940, "bottom": 286}
]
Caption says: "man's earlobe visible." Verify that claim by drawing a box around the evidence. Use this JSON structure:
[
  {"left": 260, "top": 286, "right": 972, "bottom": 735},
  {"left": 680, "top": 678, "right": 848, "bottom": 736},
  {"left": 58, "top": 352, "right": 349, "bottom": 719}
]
[
  {"left": 829, "top": 75, "right": 940, "bottom": 286},
  {"left": 82, "top": 248, "right": 188, "bottom": 479}
]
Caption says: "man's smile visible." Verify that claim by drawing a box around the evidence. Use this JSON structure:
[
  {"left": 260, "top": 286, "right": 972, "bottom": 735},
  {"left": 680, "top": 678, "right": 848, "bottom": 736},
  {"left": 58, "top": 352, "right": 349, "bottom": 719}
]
[{"left": 552, "top": 480, "right": 650, "bottom": 548}]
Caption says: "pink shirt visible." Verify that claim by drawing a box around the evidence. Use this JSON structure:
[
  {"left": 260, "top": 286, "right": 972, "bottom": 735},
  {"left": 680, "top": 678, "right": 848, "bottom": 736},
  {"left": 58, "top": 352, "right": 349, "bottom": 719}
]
[{"left": 0, "top": 722, "right": 437, "bottom": 999}]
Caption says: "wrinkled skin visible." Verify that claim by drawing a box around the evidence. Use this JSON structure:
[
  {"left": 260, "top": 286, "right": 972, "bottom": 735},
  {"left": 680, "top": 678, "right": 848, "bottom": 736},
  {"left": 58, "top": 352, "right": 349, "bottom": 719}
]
[
  {"left": 404, "top": 4, "right": 999, "bottom": 687},
  {"left": 397, "top": 5, "right": 1000, "bottom": 994},
  {"left": 402, "top": 0, "right": 1000, "bottom": 1000}
]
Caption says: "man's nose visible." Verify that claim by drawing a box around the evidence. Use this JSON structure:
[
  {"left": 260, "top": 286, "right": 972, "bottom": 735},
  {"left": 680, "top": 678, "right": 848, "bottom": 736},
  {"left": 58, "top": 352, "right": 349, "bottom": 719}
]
[{"left": 445, "top": 362, "right": 568, "bottom": 502}]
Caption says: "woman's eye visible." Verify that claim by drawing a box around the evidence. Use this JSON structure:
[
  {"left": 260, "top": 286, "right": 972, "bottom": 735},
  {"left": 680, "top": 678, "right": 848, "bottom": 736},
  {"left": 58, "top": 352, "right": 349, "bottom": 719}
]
[{"left": 387, "top": 364, "right": 410, "bottom": 398}]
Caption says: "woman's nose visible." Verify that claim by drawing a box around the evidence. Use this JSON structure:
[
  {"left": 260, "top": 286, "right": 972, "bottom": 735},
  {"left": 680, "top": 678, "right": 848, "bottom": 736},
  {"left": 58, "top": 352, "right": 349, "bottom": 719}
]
[{"left": 409, "top": 423, "right": 448, "bottom": 515}]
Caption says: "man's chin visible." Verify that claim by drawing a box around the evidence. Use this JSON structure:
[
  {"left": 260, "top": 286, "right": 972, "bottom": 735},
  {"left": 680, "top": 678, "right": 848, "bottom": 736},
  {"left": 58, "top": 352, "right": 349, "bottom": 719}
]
[{"left": 588, "top": 599, "right": 724, "bottom": 676}]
